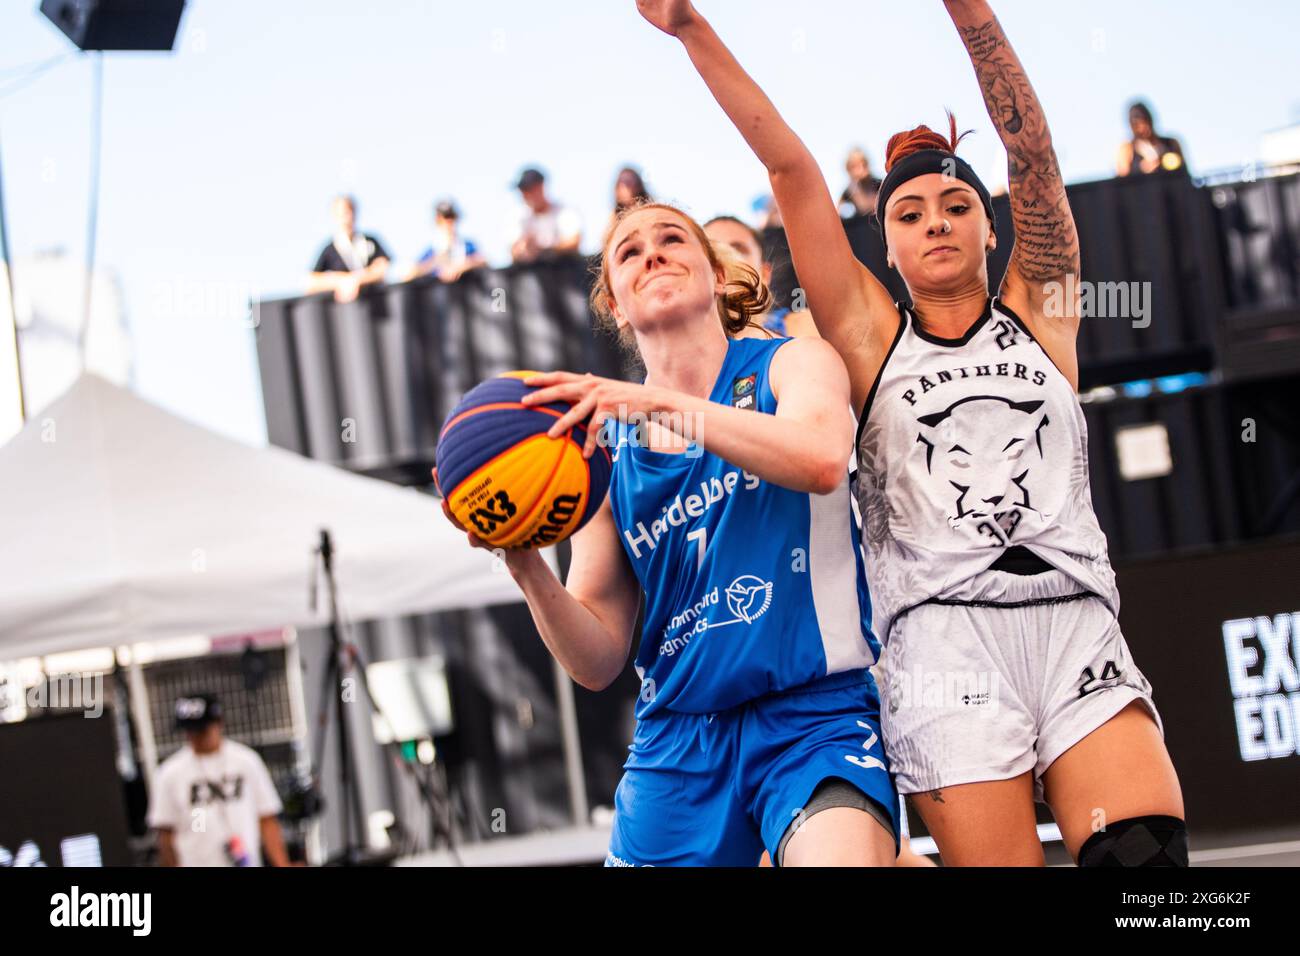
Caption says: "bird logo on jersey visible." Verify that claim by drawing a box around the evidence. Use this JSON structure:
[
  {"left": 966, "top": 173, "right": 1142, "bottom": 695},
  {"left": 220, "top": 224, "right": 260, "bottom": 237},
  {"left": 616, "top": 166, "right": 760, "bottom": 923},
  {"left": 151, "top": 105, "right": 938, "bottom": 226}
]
[
  {"left": 913, "top": 394, "right": 1051, "bottom": 543},
  {"left": 725, "top": 574, "right": 772, "bottom": 623}
]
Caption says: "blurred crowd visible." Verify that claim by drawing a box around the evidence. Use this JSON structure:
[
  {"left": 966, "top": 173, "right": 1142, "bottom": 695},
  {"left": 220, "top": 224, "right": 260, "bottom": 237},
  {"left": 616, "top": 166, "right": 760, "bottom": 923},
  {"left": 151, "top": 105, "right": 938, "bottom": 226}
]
[{"left": 307, "top": 98, "right": 1187, "bottom": 303}]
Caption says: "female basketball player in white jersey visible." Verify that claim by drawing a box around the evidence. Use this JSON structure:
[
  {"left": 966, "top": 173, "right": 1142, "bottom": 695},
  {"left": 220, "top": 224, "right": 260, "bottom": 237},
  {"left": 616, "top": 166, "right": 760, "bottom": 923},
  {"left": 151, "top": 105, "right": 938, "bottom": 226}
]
[
  {"left": 636, "top": 0, "right": 1186, "bottom": 866},
  {"left": 440, "top": 200, "right": 901, "bottom": 866}
]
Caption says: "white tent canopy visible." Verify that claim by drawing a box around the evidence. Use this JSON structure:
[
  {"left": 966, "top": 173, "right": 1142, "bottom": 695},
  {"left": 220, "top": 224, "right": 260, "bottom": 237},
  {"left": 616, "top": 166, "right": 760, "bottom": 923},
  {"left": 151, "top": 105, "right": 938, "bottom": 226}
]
[{"left": 0, "top": 373, "right": 523, "bottom": 658}]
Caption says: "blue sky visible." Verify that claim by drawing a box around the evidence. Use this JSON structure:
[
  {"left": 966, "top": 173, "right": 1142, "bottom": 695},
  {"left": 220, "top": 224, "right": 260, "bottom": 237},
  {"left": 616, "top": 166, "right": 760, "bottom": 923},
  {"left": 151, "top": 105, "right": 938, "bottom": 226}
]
[{"left": 3, "top": 0, "right": 1298, "bottom": 444}]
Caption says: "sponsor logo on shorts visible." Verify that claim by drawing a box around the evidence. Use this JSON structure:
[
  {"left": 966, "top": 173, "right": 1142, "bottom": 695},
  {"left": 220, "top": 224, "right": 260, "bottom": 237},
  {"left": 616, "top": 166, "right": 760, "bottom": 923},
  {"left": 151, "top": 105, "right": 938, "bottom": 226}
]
[{"left": 882, "top": 666, "right": 1002, "bottom": 716}]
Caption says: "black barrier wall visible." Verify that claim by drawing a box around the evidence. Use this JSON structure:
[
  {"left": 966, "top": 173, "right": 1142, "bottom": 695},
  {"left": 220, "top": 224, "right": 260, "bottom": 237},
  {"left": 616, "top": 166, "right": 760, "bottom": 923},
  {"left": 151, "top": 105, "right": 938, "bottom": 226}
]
[
  {"left": 256, "top": 172, "right": 1299, "bottom": 551},
  {"left": 1209, "top": 174, "right": 1300, "bottom": 380},
  {"left": 257, "top": 173, "right": 1297, "bottom": 480},
  {"left": 1084, "top": 374, "right": 1300, "bottom": 557},
  {"left": 256, "top": 258, "right": 629, "bottom": 485},
  {"left": 1114, "top": 537, "right": 1300, "bottom": 835}
]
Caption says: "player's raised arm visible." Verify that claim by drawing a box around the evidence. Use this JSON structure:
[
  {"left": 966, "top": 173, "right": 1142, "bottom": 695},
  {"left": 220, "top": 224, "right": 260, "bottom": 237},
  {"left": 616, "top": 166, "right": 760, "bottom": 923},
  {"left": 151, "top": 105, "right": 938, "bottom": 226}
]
[
  {"left": 944, "top": 1, "right": 1080, "bottom": 329},
  {"left": 635, "top": 0, "right": 897, "bottom": 412}
]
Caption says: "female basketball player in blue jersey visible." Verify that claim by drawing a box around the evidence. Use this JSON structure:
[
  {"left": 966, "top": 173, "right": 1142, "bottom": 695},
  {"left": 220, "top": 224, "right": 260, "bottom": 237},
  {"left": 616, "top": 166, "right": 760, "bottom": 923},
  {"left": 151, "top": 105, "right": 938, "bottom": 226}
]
[
  {"left": 636, "top": 0, "right": 1187, "bottom": 866},
  {"left": 440, "top": 199, "right": 900, "bottom": 867}
]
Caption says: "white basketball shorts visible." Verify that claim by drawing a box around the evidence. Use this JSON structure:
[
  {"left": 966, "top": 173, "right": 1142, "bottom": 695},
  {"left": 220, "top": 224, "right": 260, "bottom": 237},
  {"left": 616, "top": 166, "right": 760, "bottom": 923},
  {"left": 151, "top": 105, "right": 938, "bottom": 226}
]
[{"left": 873, "top": 568, "right": 1163, "bottom": 801}]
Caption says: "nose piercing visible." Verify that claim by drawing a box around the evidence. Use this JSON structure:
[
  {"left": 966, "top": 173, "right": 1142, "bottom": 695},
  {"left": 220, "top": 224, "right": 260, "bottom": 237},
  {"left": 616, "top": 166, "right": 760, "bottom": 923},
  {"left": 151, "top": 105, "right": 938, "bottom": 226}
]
[{"left": 940, "top": 219, "right": 952, "bottom": 234}]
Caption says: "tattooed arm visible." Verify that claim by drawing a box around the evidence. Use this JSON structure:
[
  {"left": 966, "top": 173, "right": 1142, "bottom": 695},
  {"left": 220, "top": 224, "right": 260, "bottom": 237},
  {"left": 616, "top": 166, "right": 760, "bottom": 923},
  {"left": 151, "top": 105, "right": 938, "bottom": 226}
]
[
  {"left": 945, "top": 1, "right": 1081, "bottom": 385},
  {"left": 635, "top": 0, "right": 900, "bottom": 415}
]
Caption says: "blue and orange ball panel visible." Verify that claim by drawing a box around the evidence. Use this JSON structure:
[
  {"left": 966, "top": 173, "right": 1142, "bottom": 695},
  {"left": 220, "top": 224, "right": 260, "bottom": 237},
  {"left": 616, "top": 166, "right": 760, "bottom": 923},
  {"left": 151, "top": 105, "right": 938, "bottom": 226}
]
[{"left": 435, "top": 372, "right": 612, "bottom": 549}]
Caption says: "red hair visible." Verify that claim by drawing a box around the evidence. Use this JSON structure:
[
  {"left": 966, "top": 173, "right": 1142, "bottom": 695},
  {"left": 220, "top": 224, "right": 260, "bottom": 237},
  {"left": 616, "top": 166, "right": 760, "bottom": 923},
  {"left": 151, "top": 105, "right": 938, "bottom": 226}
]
[{"left": 884, "top": 112, "right": 974, "bottom": 173}]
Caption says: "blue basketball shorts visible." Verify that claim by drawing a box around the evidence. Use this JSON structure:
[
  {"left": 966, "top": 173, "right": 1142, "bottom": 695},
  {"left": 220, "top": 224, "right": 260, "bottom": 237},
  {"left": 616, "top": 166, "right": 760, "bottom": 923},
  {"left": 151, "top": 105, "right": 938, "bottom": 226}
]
[{"left": 605, "top": 669, "right": 900, "bottom": 867}]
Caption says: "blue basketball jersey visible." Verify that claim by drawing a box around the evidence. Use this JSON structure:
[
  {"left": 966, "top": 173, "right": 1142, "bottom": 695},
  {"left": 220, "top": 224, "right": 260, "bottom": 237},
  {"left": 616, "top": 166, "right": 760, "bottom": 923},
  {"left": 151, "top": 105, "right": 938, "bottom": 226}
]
[{"left": 606, "top": 336, "right": 879, "bottom": 720}]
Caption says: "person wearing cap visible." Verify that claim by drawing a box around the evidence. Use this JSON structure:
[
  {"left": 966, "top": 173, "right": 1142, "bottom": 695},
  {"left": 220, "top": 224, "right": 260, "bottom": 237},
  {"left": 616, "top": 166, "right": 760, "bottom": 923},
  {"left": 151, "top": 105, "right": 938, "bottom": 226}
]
[
  {"left": 306, "top": 194, "right": 392, "bottom": 303},
  {"left": 509, "top": 167, "right": 583, "bottom": 263},
  {"left": 404, "top": 200, "right": 487, "bottom": 283},
  {"left": 146, "top": 694, "right": 290, "bottom": 867}
]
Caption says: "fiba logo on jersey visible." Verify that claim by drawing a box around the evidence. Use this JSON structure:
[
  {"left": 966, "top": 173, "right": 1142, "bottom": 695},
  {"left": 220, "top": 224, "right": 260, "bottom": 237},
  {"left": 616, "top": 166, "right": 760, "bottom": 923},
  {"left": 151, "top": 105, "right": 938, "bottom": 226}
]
[
  {"left": 731, "top": 374, "right": 757, "bottom": 410},
  {"left": 725, "top": 575, "right": 772, "bottom": 623}
]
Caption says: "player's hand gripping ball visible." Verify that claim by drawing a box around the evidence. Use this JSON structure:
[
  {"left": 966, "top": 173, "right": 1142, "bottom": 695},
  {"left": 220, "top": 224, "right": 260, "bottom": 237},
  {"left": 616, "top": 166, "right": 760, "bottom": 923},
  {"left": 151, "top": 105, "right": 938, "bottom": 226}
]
[{"left": 435, "top": 372, "right": 613, "bottom": 549}]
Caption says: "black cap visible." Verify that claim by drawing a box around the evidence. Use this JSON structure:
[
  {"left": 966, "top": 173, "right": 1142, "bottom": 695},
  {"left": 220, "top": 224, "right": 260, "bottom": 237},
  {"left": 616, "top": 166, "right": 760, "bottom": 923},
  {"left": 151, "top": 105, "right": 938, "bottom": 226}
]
[
  {"left": 515, "top": 167, "right": 545, "bottom": 191},
  {"left": 174, "top": 693, "right": 222, "bottom": 729}
]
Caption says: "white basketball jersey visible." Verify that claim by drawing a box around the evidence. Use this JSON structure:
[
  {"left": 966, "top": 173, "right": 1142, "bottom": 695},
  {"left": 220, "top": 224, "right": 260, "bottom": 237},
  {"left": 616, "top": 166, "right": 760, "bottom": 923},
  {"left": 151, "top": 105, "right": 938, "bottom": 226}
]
[{"left": 855, "top": 298, "right": 1118, "bottom": 641}]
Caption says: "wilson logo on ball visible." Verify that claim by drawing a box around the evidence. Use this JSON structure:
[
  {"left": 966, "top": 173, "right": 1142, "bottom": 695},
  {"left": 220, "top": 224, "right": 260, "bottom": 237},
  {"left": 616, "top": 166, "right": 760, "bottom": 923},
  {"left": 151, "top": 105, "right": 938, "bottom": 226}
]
[
  {"left": 520, "top": 493, "right": 584, "bottom": 549},
  {"left": 435, "top": 372, "right": 612, "bottom": 549}
]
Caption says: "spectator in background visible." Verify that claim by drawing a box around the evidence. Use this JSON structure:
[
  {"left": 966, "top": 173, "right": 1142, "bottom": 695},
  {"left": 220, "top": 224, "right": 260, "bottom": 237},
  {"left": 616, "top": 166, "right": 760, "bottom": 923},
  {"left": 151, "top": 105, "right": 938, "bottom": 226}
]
[
  {"left": 404, "top": 200, "right": 486, "bottom": 283},
  {"left": 147, "top": 694, "right": 290, "bottom": 867},
  {"left": 839, "top": 147, "right": 883, "bottom": 217},
  {"left": 752, "top": 193, "right": 783, "bottom": 230},
  {"left": 608, "top": 166, "right": 653, "bottom": 234},
  {"left": 704, "top": 215, "right": 817, "bottom": 339},
  {"left": 307, "top": 195, "right": 391, "bottom": 302},
  {"left": 1117, "top": 100, "right": 1186, "bottom": 176},
  {"left": 509, "top": 167, "right": 583, "bottom": 263}
]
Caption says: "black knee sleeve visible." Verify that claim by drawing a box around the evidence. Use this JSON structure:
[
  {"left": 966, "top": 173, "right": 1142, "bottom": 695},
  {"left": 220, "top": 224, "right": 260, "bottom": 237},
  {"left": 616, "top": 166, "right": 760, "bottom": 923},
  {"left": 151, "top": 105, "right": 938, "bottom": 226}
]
[{"left": 1078, "top": 815, "right": 1188, "bottom": 867}]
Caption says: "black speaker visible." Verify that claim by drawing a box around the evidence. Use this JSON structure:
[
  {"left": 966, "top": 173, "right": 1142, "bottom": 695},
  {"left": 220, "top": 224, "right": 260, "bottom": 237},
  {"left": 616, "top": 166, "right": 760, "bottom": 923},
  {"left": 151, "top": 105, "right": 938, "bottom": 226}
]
[{"left": 40, "top": 0, "right": 185, "bottom": 52}]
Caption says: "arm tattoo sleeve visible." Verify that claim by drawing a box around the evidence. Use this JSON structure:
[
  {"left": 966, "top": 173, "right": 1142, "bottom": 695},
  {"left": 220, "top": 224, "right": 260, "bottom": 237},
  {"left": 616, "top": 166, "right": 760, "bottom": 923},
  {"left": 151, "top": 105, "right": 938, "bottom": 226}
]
[{"left": 957, "top": 16, "right": 1080, "bottom": 284}]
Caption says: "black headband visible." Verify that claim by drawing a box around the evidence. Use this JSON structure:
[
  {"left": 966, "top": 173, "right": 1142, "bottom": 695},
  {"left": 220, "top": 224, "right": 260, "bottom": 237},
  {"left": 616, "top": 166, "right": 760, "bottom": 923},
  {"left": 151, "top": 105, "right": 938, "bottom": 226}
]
[{"left": 875, "top": 149, "right": 995, "bottom": 248}]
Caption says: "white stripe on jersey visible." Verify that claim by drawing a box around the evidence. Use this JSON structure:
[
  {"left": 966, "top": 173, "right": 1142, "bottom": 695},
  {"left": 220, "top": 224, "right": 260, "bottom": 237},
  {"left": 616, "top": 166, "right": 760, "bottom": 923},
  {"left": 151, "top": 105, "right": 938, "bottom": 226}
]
[{"left": 809, "top": 468, "right": 880, "bottom": 671}]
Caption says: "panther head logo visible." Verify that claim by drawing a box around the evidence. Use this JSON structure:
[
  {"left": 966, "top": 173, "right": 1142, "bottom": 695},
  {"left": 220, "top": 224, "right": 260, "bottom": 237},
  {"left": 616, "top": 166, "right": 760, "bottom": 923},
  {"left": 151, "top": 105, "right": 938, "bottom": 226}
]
[{"left": 914, "top": 395, "right": 1051, "bottom": 532}]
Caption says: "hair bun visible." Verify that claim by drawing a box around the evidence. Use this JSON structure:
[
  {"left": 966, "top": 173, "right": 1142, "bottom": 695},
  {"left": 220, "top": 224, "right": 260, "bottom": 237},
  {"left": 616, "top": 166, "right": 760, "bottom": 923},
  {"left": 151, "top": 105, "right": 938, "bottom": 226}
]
[{"left": 884, "top": 112, "right": 973, "bottom": 172}]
